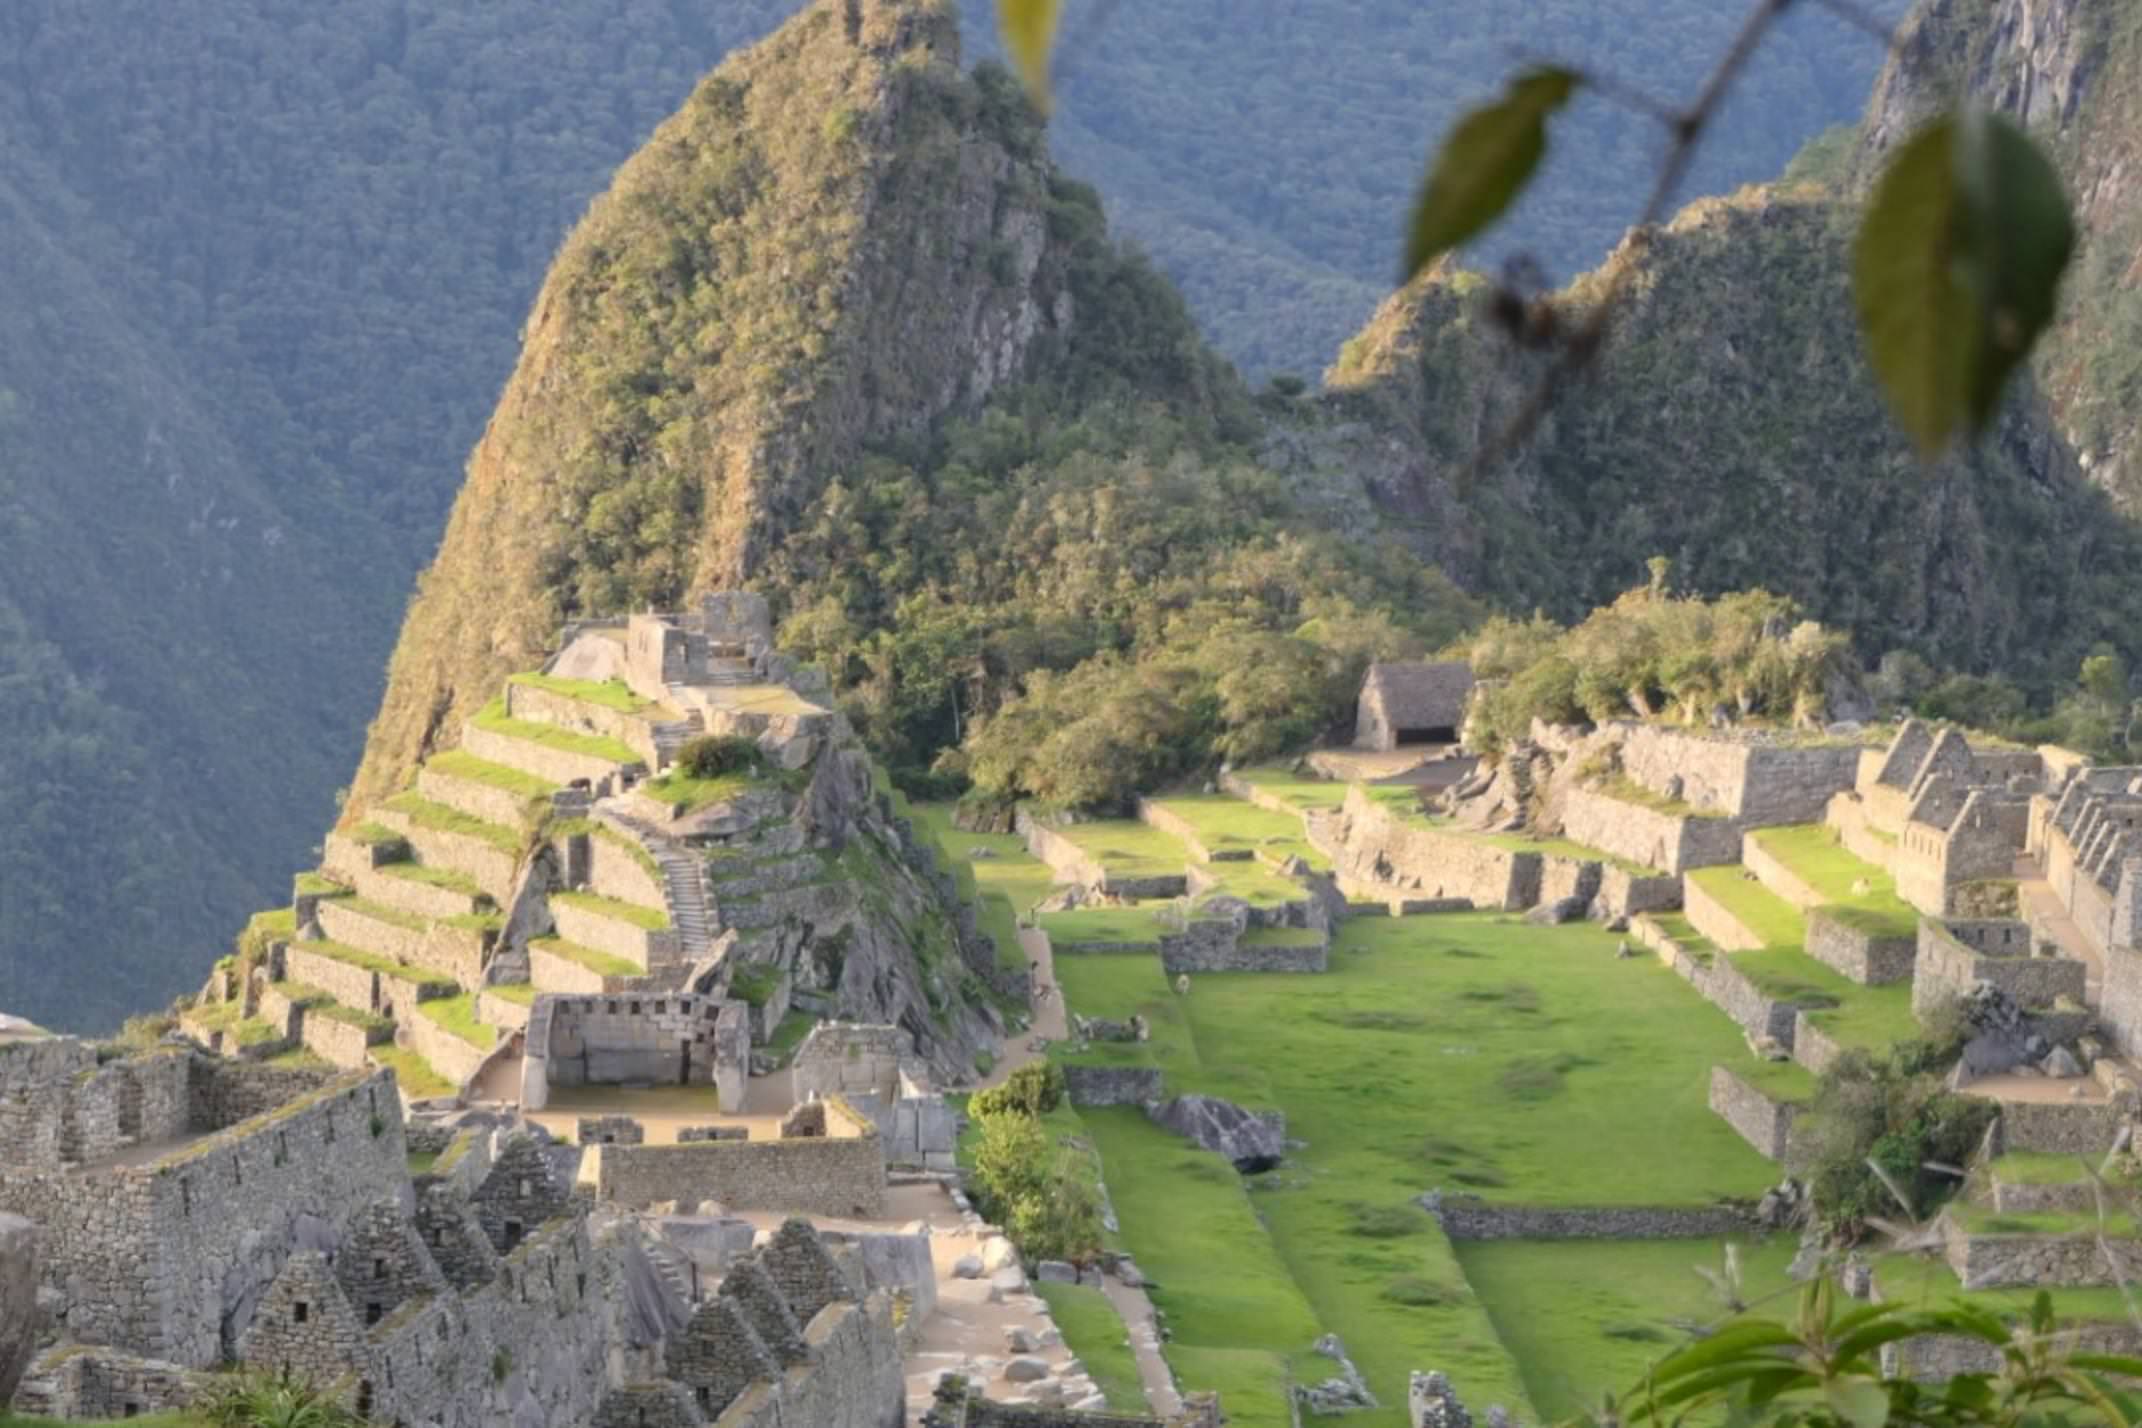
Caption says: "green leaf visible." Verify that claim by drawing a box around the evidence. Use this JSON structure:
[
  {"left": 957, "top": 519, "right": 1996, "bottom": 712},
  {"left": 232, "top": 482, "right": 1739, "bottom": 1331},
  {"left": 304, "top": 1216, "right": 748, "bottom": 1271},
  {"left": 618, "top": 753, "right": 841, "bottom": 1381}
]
[
  {"left": 1401, "top": 67, "right": 1581, "bottom": 283},
  {"left": 1853, "top": 108, "right": 2076, "bottom": 456},
  {"left": 1650, "top": 1320, "right": 1803, "bottom": 1381},
  {"left": 1825, "top": 1378, "right": 1891, "bottom": 1428},
  {"left": 996, "top": 0, "right": 1062, "bottom": 115}
]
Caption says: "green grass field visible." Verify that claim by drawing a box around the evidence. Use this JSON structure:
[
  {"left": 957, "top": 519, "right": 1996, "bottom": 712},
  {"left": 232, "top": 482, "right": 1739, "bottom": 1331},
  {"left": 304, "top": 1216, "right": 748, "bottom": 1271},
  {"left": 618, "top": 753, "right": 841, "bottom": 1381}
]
[
  {"left": 531, "top": 936, "right": 642, "bottom": 980},
  {"left": 1041, "top": 905, "right": 1171, "bottom": 948},
  {"left": 372, "top": 1044, "right": 454, "bottom": 1098},
  {"left": 551, "top": 888, "right": 669, "bottom": 930},
  {"left": 506, "top": 672, "right": 657, "bottom": 713},
  {"left": 425, "top": 747, "right": 560, "bottom": 801},
  {"left": 1148, "top": 793, "right": 1328, "bottom": 870},
  {"left": 417, "top": 994, "right": 498, "bottom": 1049},
  {"left": 1033, "top": 1281, "right": 1149, "bottom": 1412},
  {"left": 1052, "top": 818, "right": 1194, "bottom": 878},
  {"left": 1456, "top": 1236, "right": 1801, "bottom": 1422},
  {"left": 1229, "top": 767, "right": 1356, "bottom": 812},
  {"left": 1688, "top": 867, "right": 1807, "bottom": 947},
  {"left": 1747, "top": 823, "right": 1918, "bottom": 939},
  {"left": 472, "top": 697, "right": 641, "bottom": 766}
]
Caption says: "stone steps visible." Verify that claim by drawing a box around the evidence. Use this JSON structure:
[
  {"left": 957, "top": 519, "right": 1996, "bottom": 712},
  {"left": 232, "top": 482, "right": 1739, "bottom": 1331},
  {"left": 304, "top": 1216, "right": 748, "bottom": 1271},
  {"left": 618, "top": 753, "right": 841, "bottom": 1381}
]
[{"left": 351, "top": 860, "right": 490, "bottom": 921}]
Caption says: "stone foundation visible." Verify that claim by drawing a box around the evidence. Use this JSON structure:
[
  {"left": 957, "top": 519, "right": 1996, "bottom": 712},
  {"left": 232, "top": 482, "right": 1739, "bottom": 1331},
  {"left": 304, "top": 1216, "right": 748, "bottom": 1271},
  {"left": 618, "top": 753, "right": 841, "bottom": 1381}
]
[
  {"left": 1803, "top": 908, "right": 1916, "bottom": 986},
  {"left": 1429, "top": 1202, "right": 1757, "bottom": 1240},
  {"left": 1709, "top": 1065, "right": 1801, "bottom": 1161}
]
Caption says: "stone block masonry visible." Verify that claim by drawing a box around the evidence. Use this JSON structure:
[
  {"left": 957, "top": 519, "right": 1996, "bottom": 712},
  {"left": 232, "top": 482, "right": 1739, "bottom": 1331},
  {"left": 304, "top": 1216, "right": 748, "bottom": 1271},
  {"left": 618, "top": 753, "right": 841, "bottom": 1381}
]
[
  {"left": 1614, "top": 725, "right": 1860, "bottom": 826},
  {"left": 1791, "top": 1013, "right": 1848, "bottom": 1075},
  {"left": 400, "top": 1003, "right": 491, "bottom": 1087},
  {"left": 1941, "top": 1209, "right": 2142, "bottom": 1289},
  {"left": 1681, "top": 875, "right": 1766, "bottom": 952},
  {"left": 1429, "top": 1201, "right": 1757, "bottom": 1240},
  {"left": 1993, "top": 1099, "right": 2126, "bottom": 1155},
  {"left": 0, "top": 1067, "right": 409, "bottom": 1366},
  {"left": 417, "top": 762, "right": 540, "bottom": 831},
  {"left": 598, "top": 1103, "right": 886, "bottom": 1218},
  {"left": 537, "top": 992, "right": 729, "bottom": 1092},
  {"left": 372, "top": 805, "right": 519, "bottom": 903},
  {"left": 1633, "top": 915, "right": 1802, "bottom": 1047},
  {"left": 1327, "top": 785, "right": 1534, "bottom": 908},
  {"left": 1804, "top": 908, "right": 1916, "bottom": 985},
  {"left": 551, "top": 898, "right": 677, "bottom": 970},
  {"left": 1709, "top": 1065, "right": 1801, "bottom": 1161},
  {"left": 1063, "top": 1066, "right": 1164, "bottom": 1106},
  {"left": 462, "top": 719, "right": 635, "bottom": 791},
  {"left": 1912, "top": 919, "right": 2087, "bottom": 1018},
  {"left": 1015, "top": 811, "right": 1188, "bottom": 899},
  {"left": 1560, "top": 786, "right": 1743, "bottom": 874},
  {"left": 1159, "top": 923, "right": 1328, "bottom": 974}
]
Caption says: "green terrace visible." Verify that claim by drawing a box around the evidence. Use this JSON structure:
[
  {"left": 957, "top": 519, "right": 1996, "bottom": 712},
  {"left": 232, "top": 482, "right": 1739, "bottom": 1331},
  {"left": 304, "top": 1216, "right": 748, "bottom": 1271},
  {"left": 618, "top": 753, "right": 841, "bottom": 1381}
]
[
  {"left": 1228, "top": 766, "right": 1361, "bottom": 813},
  {"left": 483, "top": 982, "right": 538, "bottom": 1007},
  {"left": 550, "top": 888, "right": 669, "bottom": 930},
  {"left": 268, "top": 980, "right": 335, "bottom": 1011},
  {"left": 1589, "top": 772, "right": 1728, "bottom": 820},
  {"left": 327, "top": 893, "right": 428, "bottom": 933},
  {"left": 1733, "top": 1054, "right": 1819, "bottom": 1104},
  {"left": 1947, "top": 1202, "right": 2142, "bottom": 1239},
  {"left": 1874, "top": 1254, "right": 2142, "bottom": 1324},
  {"left": 293, "top": 871, "right": 349, "bottom": 897},
  {"left": 417, "top": 994, "right": 499, "bottom": 1050},
  {"left": 1053, "top": 818, "right": 1195, "bottom": 879},
  {"left": 531, "top": 936, "right": 643, "bottom": 980},
  {"left": 372, "top": 1044, "right": 454, "bottom": 1099},
  {"left": 1033, "top": 1282, "right": 1147, "bottom": 1413},
  {"left": 186, "top": 1001, "right": 286, "bottom": 1049},
  {"left": 913, "top": 804, "right": 1058, "bottom": 967},
  {"left": 471, "top": 697, "right": 642, "bottom": 766},
  {"left": 1746, "top": 823, "right": 1918, "bottom": 939},
  {"left": 346, "top": 821, "right": 408, "bottom": 848},
  {"left": 594, "top": 822, "right": 664, "bottom": 882},
  {"left": 507, "top": 671, "right": 661, "bottom": 714},
  {"left": 1192, "top": 856, "right": 1310, "bottom": 907},
  {"left": 425, "top": 747, "right": 561, "bottom": 801},
  {"left": 382, "top": 791, "right": 525, "bottom": 856},
  {"left": 307, "top": 1000, "right": 394, "bottom": 1036},
  {"left": 1147, "top": 793, "right": 1329, "bottom": 870},
  {"left": 1688, "top": 866, "right": 1807, "bottom": 947},
  {"left": 1987, "top": 1150, "right": 2134, "bottom": 1186},
  {"left": 1041, "top": 904, "right": 1171, "bottom": 949},
  {"left": 295, "top": 939, "right": 457, "bottom": 994},
  {"left": 640, "top": 767, "right": 763, "bottom": 814},
  {"left": 375, "top": 859, "right": 491, "bottom": 901}
]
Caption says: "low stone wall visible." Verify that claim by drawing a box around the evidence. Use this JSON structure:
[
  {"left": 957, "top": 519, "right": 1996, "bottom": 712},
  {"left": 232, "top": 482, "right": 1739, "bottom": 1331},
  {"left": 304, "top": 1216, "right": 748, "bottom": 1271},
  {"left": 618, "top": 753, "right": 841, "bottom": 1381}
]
[
  {"left": 399, "top": 1012, "right": 486, "bottom": 1089},
  {"left": 350, "top": 862, "right": 478, "bottom": 922},
  {"left": 1803, "top": 908, "right": 1916, "bottom": 986},
  {"left": 1158, "top": 926, "right": 1327, "bottom": 974},
  {"left": 1598, "top": 865, "right": 1683, "bottom": 919},
  {"left": 587, "top": 834, "right": 668, "bottom": 912},
  {"left": 316, "top": 900, "right": 489, "bottom": 990},
  {"left": 550, "top": 899, "right": 674, "bottom": 970},
  {"left": 1136, "top": 799, "right": 1219, "bottom": 862},
  {"left": 504, "top": 680, "right": 663, "bottom": 767},
  {"left": 1790, "top": 1013, "right": 1847, "bottom": 1076},
  {"left": 1560, "top": 786, "right": 1743, "bottom": 874},
  {"left": 1990, "top": 1175, "right": 2103, "bottom": 1215},
  {"left": 1992, "top": 1099, "right": 2126, "bottom": 1155},
  {"left": 597, "top": 1124, "right": 884, "bottom": 1218},
  {"left": 1739, "top": 834, "right": 1823, "bottom": 908},
  {"left": 1430, "top": 1201, "right": 1756, "bottom": 1241},
  {"left": 300, "top": 1010, "right": 379, "bottom": 1069},
  {"left": 1063, "top": 1066, "right": 1164, "bottom": 1106},
  {"left": 462, "top": 720, "right": 632, "bottom": 793},
  {"left": 284, "top": 943, "right": 381, "bottom": 1014},
  {"left": 1913, "top": 919, "right": 2088, "bottom": 1018},
  {"left": 1942, "top": 1210, "right": 2142, "bottom": 1289},
  {"left": 1327, "top": 785, "right": 1534, "bottom": 909},
  {"left": 1633, "top": 915, "right": 1800, "bottom": 1045},
  {"left": 1015, "top": 811, "right": 1186, "bottom": 898},
  {"left": 1682, "top": 876, "right": 1765, "bottom": 952},
  {"left": 1885, "top": 1320, "right": 2142, "bottom": 1382},
  {"left": 529, "top": 943, "right": 624, "bottom": 995},
  {"left": 417, "top": 764, "right": 538, "bottom": 832},
  {"left": 375, "top": 805, "right": 519, "bottom": 903},
  {"left": 322, "top": 829, "right": 401, "bottom": 886},
  {"left": 475, "top": 990, "right": 531, "bottom": 1033},
  {"left": 1709, "top": 1065, "right": 1801, "bottom": 1161}
]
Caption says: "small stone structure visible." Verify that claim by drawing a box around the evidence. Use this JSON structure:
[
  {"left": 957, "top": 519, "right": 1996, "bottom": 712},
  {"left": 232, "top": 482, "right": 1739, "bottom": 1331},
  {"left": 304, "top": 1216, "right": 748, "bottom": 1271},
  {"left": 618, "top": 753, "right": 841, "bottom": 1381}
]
[
  {"left": 597, "top": 1096, "right": 887, "bottom": 1217},
  {"left": 521, "top": 993, "right": 747, "bottom": 1113},
  {"left": 1912, "top": 918, "right": 2087, "bottom": 1020},
  {"left": 1354, "top": 661, "right": 1474, "bottom": 751},
  {"left": 923, "top": 1375, "right": 1223, "bottom": 1426},
  {"left": 577, "top": 1115, "right": 646, "bottom": 1146}
]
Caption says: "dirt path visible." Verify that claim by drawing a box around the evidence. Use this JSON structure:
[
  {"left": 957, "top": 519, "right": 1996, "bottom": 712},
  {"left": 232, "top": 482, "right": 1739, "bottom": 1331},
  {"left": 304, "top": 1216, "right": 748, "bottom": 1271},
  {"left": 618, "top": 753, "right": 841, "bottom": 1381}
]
[
  {"left": 973, "top": 925, "right": 1069, "bottom": 1091},
  {"left": 1102, "top": 1273, "right": 1184, "bottom": 1418}
]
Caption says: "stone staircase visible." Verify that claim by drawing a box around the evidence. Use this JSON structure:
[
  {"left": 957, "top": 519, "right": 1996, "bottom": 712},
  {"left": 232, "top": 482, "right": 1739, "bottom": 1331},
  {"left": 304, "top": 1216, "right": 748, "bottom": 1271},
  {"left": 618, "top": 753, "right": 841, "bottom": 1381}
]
[
  {"left": 651, "top": 704, "right": 704, "bottom": 765},
  {"left": 595, "top": 803, "right": 715, "bottom": 961}
]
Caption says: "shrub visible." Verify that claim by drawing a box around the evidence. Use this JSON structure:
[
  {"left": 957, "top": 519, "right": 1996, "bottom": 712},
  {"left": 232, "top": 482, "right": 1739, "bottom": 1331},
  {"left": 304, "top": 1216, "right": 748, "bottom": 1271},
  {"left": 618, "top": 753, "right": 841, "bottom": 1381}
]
[
  {"left": 1791, "top": 1046, "right": 1990, "bottom": 1229},
  {"left": 201, "top": 1370, "right": 361, "bottom": 1428},
  {"left": 678, "top": 735, "right": 763, "bottom": 780},
  {"left": 970, "top": 1061, "right": 1064, "bottom": 1120}
]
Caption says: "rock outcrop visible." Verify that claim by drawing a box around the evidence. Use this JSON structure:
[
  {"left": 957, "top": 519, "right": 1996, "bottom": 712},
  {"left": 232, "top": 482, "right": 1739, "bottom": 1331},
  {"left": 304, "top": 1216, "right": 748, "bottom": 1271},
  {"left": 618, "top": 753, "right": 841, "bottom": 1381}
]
[
  {"left": 0, "top": 1214, "right": 38, "bottom": 1410},
  {"left": 1147, "top": 1094, "right": 1286, "bottom": 1174}
]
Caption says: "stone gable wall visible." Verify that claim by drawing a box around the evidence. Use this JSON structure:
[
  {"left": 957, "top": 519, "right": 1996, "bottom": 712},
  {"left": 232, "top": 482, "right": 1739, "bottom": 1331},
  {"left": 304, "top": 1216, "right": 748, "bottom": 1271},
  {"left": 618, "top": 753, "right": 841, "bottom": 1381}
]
[{"left": 598, "top": 1132, "right": 885, "bottom": 1219}]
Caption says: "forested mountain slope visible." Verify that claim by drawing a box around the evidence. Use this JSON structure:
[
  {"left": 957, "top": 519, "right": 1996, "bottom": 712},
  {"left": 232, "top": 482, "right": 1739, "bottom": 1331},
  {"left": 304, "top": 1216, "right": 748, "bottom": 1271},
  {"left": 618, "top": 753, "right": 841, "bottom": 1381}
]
[{"left": 1849, "top": 0, "right": 2142, "bottom": 512}]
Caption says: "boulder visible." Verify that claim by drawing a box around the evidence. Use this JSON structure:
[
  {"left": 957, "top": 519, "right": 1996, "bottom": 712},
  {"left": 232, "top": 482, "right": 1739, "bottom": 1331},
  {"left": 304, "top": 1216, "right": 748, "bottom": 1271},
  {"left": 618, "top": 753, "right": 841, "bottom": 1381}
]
[
  {"left": 1523, "top": 896, "right": 1587, "bottom": 927},
  {"left": 1297, "top": 1335, "right": 1376, "bottom": 1413},
  {"left": 991, "top": 1265, "right": 1028, "bottom": 1294},
  {"left": 951, "top": 1254, "right": 984, "bottom": 1279},
  {"left": 2044, "top": 1046, "right": 2086, "bottom": 1079},
  {"left": 1034, "top": 1260, "right": 1078, "bottom": 1283},
  {"left": 980, "top": 1236, "right": 1019, "bottom": 1273},
  {"left": 1147, "top": 1094, "right": 1287, "bottom": 1174},
  {"left": 1004, "top": 1356, "right": 1050, "bottom": 1383},
  {"left": 1113, "top": 1258, "right": 1146, "bottom": 1288},
  {"left": 1004, "top": 1326, "right": 1035, "bottom": 1353},
  {"left": 1410, "top": 1371, "right": 1473, "bottom": 1428}
]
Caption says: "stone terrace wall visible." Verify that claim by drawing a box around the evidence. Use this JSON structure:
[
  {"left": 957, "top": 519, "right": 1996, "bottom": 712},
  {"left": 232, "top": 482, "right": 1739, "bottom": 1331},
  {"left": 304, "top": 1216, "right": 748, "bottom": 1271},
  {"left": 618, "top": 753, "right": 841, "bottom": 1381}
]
[
  {"left": 1613, "top": 725, "right": 1858, "bottom": 825},
  {"left": 1709, "top": 1065, "right": 1800, "bottom": 1161},
  {"left": 1682, "top": 876, "right": 1765, "bottom": 952},
  {"left": 541, "top": 993, "right": 725, "bottom": 1090},
  {"left": 1942, "top": 1212, "right": 2142, "bottom": 1289},
  {"left": 1994, "top": 1099, "right": 2126, "bottom": 1155},
  {"left": 1804, "top": 909, "right": 1917, "bottom": 986},
  {"left": 462, "top": 722, "right": 632, "bottom": 791},
  {"left": 1431, "top": 1202, "right": 1756, "bottom": 1240},
  {"left": 587, "top": 834, "right": 668, "bottom": 912},
  {"left": 1015, "top": 811, "right": 1187, "bottom": 899},
  {"left": 599, "top": 1120, "right": 884, "bottom": 1218},
  {"left": 284, "top": 943, "right": 383, "bottom": 1015},
  {"left": 504, "top": 680, "right": 662, "bottom": 767},
  {"left": 550, "top": 900, "right": 675, "bottom": 969},
  {"left": 402, "top": 1010, "right": 490, "bottom": 1088},
  {"left": 1633, "top": 915, "right": 1801, "bottom": 1046},
  {"left": 1598, "top": 865, "right": 1684, "bottom": 919},
  {"left": 1561, "top": 786, "right": 1742, "bottom": 874},
  {"left": 1886, "top": 1320, "right": 2142, "bottom": 1382},
  {"left": 1063, "top": 1066, "right": 1164, "bottom": 1106},
  {"left": 1159, "top": 924, "right": 1327, "bottom": 974},
  {"left": 1913, "top": 920, "right": 2087, "bottom": 1017},
  {"left": 1328, "top": 785, "right": 1533, "bottom": 908}
]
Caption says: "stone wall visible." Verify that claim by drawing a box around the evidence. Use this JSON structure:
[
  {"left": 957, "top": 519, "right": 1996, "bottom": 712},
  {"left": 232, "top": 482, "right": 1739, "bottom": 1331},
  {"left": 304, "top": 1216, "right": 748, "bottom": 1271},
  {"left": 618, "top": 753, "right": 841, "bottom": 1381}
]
[
  {"left": 598, "top": 1112, "right": 884, "bottom": 1218},
  {"left": 1597, "top": 864, "right": 1685, "bottom": 919},
  {"left": 1993, "top": 1099, "right": 2127, "bottom": 1155},
  {"left": 1709, "top": 1065, "right": 1801, "bottom": 1161},
  {"left": 1158, "top": 926, "right": 1328, "bottom": 974},
  {"left": 791, "top": 1022, "right": 912, "bottom": 1104},
  {"left": 540, "top": 993, "right": 727, "bottom": 1091},
  {"left": 316, "top": 901, "right": 489, "bottom": 990},
  {"left": 401, "top": 1009, "right": 490, "bottom": 1089},
  {"left": 284, "top": 943, "right": 383, "bottom": 1015},
  {"left": 462, "top": 719, "right": 637, "bottom": 789},
  {"left": 1912, "top": 919, "right": 2087, "bottom": 1018},
  {"left": 529, "top": 943, "right": 620, "bottom": 996},
  {"left": 1063, "top": 1066, "right": 1164, "bottom": 1106},
  {"left": 1327, "top": 785, "right": 1533, "bottom": 908},
  {"left": 2102, "top": 946, "right": 2142, "bottom": 1059},
  {"left": 302, "top": 1004, "right": 394, "bottom": 1072},
  {"left": 10, "top": 1346, "right": 206, "bottom": 1422},
  {"left": 1941, "top": 1211, "right": 2142, "bottom": 1289},
  {"left": 1613, "top": 725, "right": 1858, "bottom": 825},
  {"left": 1560, "top": 786, "right": 1742, "bottom": 874},
  {"left": 1803, "top": 908, "right": 1917, "bottom": 986},
  {"left": 1015, "top": 812, "right": 1186, "bottom": 899},
  {"left": 1430, "top": 1201, "right": 1756, "bottom": 1240},
  {"left": 1884, "top": 1320, "right": 2142, "bottom": 1382},
  {"left": 374, "top": 801, "right": 520, "bottom": 903},
  {"left": 1633, "top": 915, "right": 1801, "bottom": 1045},
  {"left": 1790, "top": 1014, "right": 1847, "bottom": 1076},
  {"left": 588, "top": 833, "right": 669, "bottom": 912},
  {"left": 505, "top": 680, "right": 663, "bottom": 768},
  {"left": 0, "top": 1044, "right": 195, "bottom": 1170},
  {"left": 550, "top": 900, "right": 675, "bottom": 970},
  {"left": 418, "top": 763, "right": 539, "bottom": 831}
]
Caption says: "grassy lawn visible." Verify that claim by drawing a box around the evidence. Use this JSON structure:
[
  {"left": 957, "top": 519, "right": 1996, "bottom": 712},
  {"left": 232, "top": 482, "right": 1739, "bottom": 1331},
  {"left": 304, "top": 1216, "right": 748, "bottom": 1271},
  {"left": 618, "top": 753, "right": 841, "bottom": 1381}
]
[
  {"left": 1041, "top": 905, "right": 1170, "bottom": 948},
  {"left": 484, "top": 982, "right": 538, "bottom": 1007},
  {"left": 1054, "top": 818, "right": 1193, "bottom": 878},
  {"left": 531, "top": 936, "right": 642, "bottom": 980},
  {"left": 1148, "top": 793, "right": 1328, "bottom": 870},
  {"left": 1194, "top": 856, "right": 1308, "bottom": 906},
  {"left": 296, "top": 938, "right": 415, "bottom": 980},
  {"left": 1033, "top": 1281, "right": 1148, "bottom": 1413},
  {"left": 1731, "top": 946, "right": 1920, "bottom": 1050},
  {"left": 472, "top": 696, "right": 641, "bottom": 766},
  {"left": 1989, "top": 1150, "right": 2130, "bottom": 1186},
  {"left": 263, "top": 1048, "right": 333, "bottom": 1070},
  {"left": 293, "top": 871, "right": 349, "bottom": 896},
  {"left": 641, "top": 768, "right": 760, "bottom": 813},
  {"left": 1687, "top": 867, "right": 1807, "bottom": 947},
  {"left": 376, "top": 859, "right": 488, "bottom": 899},
  {"left": 551, "top": 888, "right": 669, "bottom": 930},
  {"left": 383, "top": 791, "right": 525, "bottom": 856},
  {"left": 1081, "top": 1107, "right": 1318, "bottom": 1428},
  {"left": 1747, "top": 824, "right": 1918, "bottom": 939},
  {"left": 417, "top": 994, "right": 499, "bottom": 1050},
  {"left": 1230, "top": 767, "right": 1378, "bottom": 813},
  {"left": 1456, "top": 1236, "right": 1801, "bottom": 1422},
  {"left": 1734, "top": 1056, "right": 1818, "bottom": 1103},
  {"left": 1645, "top": 912, "right": 1720, "bottom": 959},
  {"left": 372, "top": 1044, "right": 454, "bottom": 1098},
  {"left": 425, "top": 747, "right": 560, "bottom": 801},
  {"left": 1056, "top": 913, "right": 1781, "bottom": 1423},
  {"left": 507, "top": 671, "right": 656, "bottom": 713}
]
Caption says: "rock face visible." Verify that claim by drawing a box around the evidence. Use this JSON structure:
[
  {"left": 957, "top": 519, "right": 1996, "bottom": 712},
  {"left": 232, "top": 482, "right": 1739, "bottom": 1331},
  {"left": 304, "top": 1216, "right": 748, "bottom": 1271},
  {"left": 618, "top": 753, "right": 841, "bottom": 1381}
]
[
  {"left": 0, "top": 1214, "right": 40, "bottom": 1410},
  {"left": 1147, "top": 1094, "right": 1286, "bottom": 1173},
  {"left": 1409, "top": 1370, "right": 1472, "bottom": 1428}
]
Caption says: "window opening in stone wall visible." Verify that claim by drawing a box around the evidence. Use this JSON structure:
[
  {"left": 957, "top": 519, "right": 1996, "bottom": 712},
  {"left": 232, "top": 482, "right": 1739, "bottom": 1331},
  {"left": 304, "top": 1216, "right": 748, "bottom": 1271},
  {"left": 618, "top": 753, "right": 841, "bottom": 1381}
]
[
  {"left": 1395, "top": 724, "right": 1457, "bottom": 745},
  {"left": 294, "top": 1301, "right": 309, "bottom": 1323},
  {"left": 630, "top": 1000, "right": 641, "bottom": 1014},
  {"left": 374, "top": 1256, "right": 387, "bottom": 1279},
  {"left": 355, "top": 1382, "right": 372, "bottom": 1417},
  {"left": 180, "top": 1179, "right": 191, "bottom": 1217},
  {"left": 122, "top": 1405, "right": 138, "bottom": 1419},
  {"left": 504, "top": 1220, "right": 524, "bottom": 1251},
  {"left": 367, "top": 1301, "right": 383, "bottom": 1326},
  {"left": 678, "top": 1047, "right": 691, "bottom": 1085}
]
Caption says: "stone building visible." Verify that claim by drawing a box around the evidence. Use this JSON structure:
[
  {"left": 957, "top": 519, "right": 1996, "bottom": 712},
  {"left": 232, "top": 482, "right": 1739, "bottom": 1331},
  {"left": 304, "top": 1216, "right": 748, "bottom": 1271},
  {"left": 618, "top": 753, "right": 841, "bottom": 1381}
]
[{"left": 1354, "top": 662, "right": 1474, "bottom": 750}]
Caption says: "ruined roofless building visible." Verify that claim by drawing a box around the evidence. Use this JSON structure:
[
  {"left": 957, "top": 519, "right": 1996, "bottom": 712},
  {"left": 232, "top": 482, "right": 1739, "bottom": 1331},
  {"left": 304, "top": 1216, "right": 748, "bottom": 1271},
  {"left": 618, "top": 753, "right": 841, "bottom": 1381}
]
[{"left": 1354, "top": 662, "right": 1475, "bottom": 751}]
